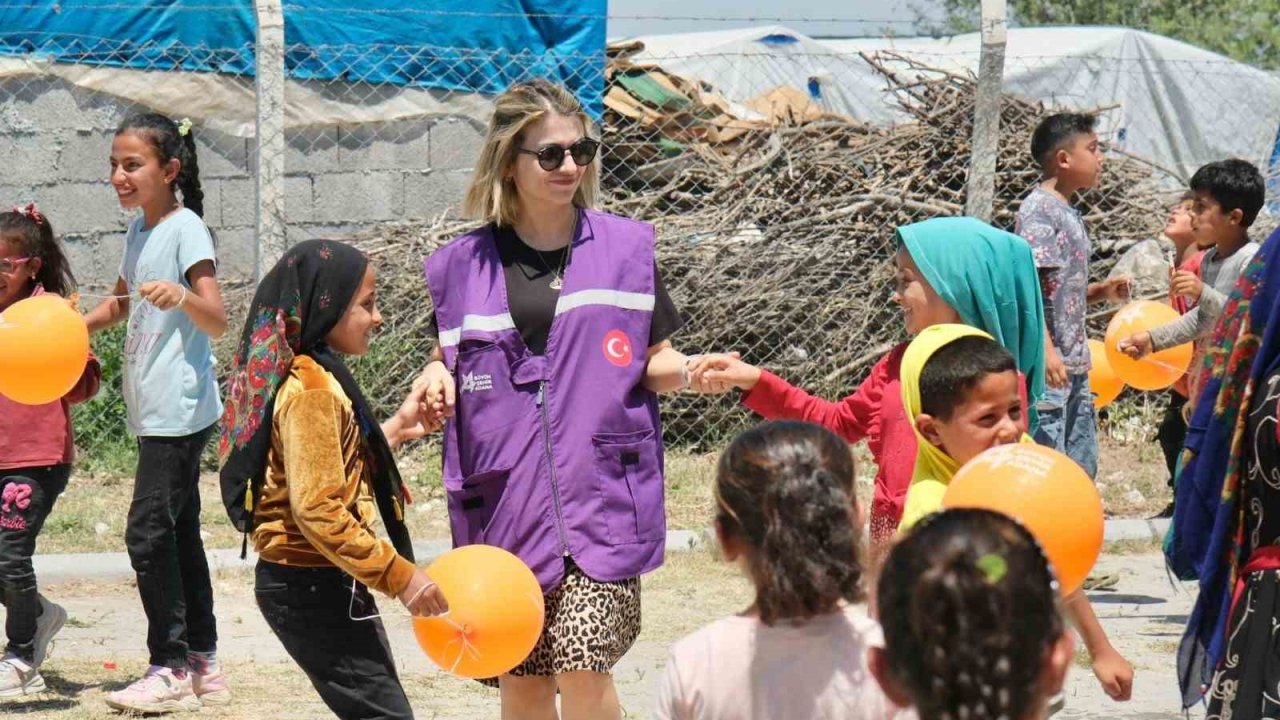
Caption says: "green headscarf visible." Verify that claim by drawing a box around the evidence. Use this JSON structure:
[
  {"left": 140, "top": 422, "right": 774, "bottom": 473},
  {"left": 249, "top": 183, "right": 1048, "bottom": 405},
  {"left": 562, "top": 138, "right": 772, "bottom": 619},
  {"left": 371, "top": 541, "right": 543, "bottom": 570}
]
[{"left": 897, "top": 216, "right": 1046, "bottom": 431}]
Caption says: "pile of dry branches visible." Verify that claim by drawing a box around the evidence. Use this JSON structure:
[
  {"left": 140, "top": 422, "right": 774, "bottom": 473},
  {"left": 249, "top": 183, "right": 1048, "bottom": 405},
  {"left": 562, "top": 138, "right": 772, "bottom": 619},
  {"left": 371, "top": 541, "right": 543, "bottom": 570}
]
[{"left": 335, "top": 52, "right": 1175, "bottom": 447}]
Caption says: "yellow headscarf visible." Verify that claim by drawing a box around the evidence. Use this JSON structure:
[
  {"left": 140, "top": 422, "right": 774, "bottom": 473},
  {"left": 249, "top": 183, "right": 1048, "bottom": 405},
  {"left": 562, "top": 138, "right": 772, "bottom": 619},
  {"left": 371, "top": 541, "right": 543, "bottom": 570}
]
[{"left": 898, "top": 324, "right": 1033, "bottom": 530}]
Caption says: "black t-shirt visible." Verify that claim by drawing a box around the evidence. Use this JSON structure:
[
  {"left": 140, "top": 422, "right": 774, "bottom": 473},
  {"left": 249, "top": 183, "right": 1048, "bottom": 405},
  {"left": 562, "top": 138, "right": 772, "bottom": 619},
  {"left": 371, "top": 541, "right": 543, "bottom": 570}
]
[{"left": 427, "top": 225, "right": 682, "bottom": 356}]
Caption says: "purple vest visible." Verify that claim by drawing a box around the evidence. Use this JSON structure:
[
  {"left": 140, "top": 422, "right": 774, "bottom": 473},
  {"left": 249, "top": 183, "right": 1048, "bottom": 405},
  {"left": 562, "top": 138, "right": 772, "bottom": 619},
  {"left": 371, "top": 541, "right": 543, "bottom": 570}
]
[{"left": 424, "top": 209, "right": 665, "bottom": 591}]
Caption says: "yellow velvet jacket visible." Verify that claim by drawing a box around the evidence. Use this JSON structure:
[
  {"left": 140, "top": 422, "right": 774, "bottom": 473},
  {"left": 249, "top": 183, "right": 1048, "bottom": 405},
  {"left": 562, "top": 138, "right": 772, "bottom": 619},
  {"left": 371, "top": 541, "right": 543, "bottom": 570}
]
[{"left": 251, "top": 356, "right": 415, "bottom": 598}]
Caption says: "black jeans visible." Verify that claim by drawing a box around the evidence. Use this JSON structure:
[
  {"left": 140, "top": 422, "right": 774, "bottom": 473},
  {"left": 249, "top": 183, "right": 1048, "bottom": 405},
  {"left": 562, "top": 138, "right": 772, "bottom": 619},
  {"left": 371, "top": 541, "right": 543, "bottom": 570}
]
[
  {"left": 1158, "top": 392, "right": 1190, "bottom": 489},
  {"left": 0, "top": 464, "right": 69, "bottom": 662},
  {"left": 127, "top": 426, "right": 218, "bottom": 669},
  {"left": 255, "top": 562, "right": 413, "bottom": 720}
]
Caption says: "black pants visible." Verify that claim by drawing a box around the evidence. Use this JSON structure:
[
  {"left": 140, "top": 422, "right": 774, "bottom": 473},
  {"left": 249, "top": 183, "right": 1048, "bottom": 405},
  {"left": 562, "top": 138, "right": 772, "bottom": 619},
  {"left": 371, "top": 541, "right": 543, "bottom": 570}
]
[
  {"left": 1158, "top": 392, "right": 1189, "bottom": 489},
  {"left": 127, "top": 426, "right": 218, "bottom": 669},
  {"left": 0, "top": 464, "right": 69, "bottom": 662},
  {"left": 255, "top": 562, "right": 413, "bottom": 720}
]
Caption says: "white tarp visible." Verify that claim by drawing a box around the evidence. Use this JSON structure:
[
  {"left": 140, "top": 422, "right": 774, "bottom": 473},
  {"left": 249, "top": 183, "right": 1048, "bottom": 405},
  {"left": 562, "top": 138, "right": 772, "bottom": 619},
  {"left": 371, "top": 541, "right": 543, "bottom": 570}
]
[
  {"left": 0, "top": 55, "right": 493, "bottom": 137},
  {"left": 624, "top": 25, "right": 1280, "bottom": 183},
  {"left": 619, "top": 25, "right": 904, "bottom": 126}
]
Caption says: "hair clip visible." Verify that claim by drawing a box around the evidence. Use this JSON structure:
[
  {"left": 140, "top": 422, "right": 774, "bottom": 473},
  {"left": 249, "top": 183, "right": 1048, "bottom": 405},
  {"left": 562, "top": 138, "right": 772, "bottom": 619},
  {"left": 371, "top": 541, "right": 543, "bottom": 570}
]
[
  {"left": 12, "top": 202, "right": 44, "bottom": 226},
  {"left": 177, "top": 117, "right": 193, "bottom": 137},
  {"left": 975, "top": 553, "right": 1008, "bottom": 585}
]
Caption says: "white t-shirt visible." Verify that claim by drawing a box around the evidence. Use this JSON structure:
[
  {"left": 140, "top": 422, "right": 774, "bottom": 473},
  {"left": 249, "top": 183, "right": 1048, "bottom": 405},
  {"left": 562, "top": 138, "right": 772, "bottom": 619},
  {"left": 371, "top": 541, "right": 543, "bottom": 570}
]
[
  {"left": 119, "top": 208, "right": 223, "bottom": 437},
  {"left": 655, "top": 604, "right": 909, "bottom": 720}
]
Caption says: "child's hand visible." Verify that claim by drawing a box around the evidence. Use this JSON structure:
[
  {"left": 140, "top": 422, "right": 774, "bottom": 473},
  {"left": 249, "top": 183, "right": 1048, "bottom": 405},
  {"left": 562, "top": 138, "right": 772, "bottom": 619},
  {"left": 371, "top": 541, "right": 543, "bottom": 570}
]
[
  {"left": 690, "top": 353, "right": 761, "bottom": 392},
  {"left": 1118, "top": 332, "right": 1153, "bottom": 359},
  {"left": 138, "top": 281, "right": 187, "bottom": 310},
  {"left": 416, "top": 360, "right": 455, "bottom": 423},
  {"left": 1104, "top": 276, "right": 1132, "bottom": 302},
  {"left": 1045, "top": 346, "right": 1069, "bottom": 388},
  {"left": 390, "top": 382, "right": 438, "bottom": 443},
  {"left": 1170, "top": 270, "right": 1204, "bottom": 302},
  {"left": 399, "top": 569, "right": 449, "bottom": 617},
  {"left": 1090, "top": 646, "right": 1134, "bottom": 701}
]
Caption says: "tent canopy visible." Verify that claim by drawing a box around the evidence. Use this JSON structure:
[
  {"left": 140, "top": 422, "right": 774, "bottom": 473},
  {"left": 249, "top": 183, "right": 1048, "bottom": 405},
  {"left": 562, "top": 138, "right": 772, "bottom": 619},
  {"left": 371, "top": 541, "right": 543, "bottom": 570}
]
[
  {"left": 0, "top": 0, "right": 607, "bottom": 115},
  {"left": 622, "top": 25, "right": 1280, "bottom": 181}
]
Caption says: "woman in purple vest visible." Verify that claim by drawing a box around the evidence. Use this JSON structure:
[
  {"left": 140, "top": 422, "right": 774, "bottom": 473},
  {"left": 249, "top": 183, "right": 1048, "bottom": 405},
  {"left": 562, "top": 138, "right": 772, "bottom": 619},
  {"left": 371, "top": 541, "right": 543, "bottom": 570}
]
[{"left": 418, "top": 79, "right": 719, "bottom": 719}]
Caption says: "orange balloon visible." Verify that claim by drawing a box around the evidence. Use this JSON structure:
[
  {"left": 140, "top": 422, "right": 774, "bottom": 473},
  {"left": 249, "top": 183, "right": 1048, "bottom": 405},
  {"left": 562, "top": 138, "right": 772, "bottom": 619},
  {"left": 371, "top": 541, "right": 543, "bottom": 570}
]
[
  {"left": 0, "top": 295, "right": 91, "bottom": 405},
  {"left": 942, "top": 444, "right": 1103, "bottom": 596},
  {"left": 1104, "top": 301, "right": 1193, "bottom": 391},
  {"left": 412, "top": 545, "right": 545, "bottom": 679},
  {"left": 1087, "top": 339, "right": 1124, "bottom": 409}
]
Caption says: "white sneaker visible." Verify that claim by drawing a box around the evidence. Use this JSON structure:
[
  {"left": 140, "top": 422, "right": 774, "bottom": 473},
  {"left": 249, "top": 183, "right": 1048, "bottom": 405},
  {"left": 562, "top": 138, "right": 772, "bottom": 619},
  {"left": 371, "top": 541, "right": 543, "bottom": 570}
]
[
  {"left": 0, "top": 655, "right": 46, "bottom": 698},
  {"left": 31, "top": 595, "right": 67, "bottom": 668},
  {"left": 104, "top": 665, "right": 200, "bottom": 714}
]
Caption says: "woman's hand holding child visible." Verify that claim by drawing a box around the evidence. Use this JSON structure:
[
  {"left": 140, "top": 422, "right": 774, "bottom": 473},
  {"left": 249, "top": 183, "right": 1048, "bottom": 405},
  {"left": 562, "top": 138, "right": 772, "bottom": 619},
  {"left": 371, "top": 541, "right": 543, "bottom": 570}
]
[{"left": 688, "top": 353, "right": 761, "bottom": 393}]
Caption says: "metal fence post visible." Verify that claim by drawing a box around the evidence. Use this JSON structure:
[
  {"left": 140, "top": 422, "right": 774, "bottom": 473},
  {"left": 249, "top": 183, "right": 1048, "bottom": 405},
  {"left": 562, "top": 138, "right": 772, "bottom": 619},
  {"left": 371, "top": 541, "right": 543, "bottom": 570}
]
[
  {"left": 964, "top": 0, "right": 1008, "bottom": 222},
  {"left": 255, "top": 0, "right": 286, "bottom": 280}
]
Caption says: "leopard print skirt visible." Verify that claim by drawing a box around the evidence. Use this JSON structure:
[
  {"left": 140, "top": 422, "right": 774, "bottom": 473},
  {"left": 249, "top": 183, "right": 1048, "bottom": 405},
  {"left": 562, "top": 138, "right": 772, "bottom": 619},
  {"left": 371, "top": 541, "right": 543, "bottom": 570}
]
[{"left": 482, "top": 559, "right": 641, "bottom": 682}]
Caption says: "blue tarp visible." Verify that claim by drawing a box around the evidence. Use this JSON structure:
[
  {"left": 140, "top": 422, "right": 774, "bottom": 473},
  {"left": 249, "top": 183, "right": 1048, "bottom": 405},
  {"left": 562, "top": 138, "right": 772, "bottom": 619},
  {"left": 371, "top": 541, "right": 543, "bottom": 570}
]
[{"left": 0, "top": 0, "right": 606, "bottom": 115}]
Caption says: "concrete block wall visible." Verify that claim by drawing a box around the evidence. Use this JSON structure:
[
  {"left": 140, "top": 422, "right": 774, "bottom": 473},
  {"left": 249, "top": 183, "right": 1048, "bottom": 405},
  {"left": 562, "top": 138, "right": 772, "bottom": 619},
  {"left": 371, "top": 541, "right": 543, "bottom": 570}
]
[{"left": 0, "top": 75, "right": 483, "bottom": 287}]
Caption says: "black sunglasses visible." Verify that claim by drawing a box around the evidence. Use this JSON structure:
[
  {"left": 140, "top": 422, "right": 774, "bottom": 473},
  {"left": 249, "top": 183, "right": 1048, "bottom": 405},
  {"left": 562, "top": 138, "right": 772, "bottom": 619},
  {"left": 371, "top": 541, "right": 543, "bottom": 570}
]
[{"left": 518, "top": 139, "right": 600, "bottom": 171}]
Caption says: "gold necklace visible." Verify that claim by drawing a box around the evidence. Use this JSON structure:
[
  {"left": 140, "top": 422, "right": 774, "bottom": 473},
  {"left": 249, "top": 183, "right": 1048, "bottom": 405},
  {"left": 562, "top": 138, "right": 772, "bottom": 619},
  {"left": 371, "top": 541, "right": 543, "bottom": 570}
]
[
  {"left": 528, "top": 213, "right": 578, "bottom": 290},
  {"left": 534, "top": 246, "right": 569, "bottom": 290}
]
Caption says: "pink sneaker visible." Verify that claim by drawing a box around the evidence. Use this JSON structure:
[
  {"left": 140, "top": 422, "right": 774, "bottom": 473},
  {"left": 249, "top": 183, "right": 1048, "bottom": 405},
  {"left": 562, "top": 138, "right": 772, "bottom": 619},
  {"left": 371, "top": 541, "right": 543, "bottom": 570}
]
[
  {"left": 191, "top": 664, "right": 231, "bottom": 706},
  {"left": 104, "top": 666, "right": 199, "bottom": 714}
]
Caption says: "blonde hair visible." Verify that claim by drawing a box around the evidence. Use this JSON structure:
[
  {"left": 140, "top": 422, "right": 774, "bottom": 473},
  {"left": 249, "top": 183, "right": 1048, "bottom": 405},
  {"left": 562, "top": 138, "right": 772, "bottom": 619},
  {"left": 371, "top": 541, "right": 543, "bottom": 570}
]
[{"left": 463, "top": 78, "right": 600, "bottom": 226}]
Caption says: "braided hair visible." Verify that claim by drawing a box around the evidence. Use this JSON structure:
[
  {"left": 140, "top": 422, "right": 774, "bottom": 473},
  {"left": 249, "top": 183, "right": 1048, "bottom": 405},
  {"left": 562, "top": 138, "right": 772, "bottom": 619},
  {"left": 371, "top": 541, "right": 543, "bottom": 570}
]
[
  {"left": 115, "top": 113, "right": 205, "bottom": 218},
  {"left": 877, "top": 509, "right": 1064, "bottom": 720},
  {"left": 715, "top": 421, "right": 864, "bottom": 624}
]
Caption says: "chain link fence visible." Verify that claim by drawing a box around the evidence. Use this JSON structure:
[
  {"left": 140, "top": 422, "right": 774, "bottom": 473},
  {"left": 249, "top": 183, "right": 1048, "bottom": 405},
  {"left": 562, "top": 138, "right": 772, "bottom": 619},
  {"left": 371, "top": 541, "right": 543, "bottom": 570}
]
[{"left": 2, "top": 9, "right": 1277, "bottom": 470}]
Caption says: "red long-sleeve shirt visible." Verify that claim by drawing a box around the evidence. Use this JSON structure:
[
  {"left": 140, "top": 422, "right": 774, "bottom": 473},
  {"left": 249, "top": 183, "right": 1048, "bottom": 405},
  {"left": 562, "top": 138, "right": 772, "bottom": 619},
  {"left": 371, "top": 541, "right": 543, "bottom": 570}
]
[
  {"left": 1172, "top": 251, "right": 1205, "bottom": 399},
  {"left": 741, "top": 342, "right": 1028, "bottom": 540},
  {"left": 0, "top": 286, "right": 101, "bottom": 470},
  {"left": 742, "top": 344, "right": 913, "bottom": 541}
]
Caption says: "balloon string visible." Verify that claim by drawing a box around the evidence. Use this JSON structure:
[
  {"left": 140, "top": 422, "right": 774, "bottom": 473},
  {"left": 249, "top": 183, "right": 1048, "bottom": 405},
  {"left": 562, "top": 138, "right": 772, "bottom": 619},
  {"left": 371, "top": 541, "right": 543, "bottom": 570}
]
[
  {"left": 1113, "top": 342, "right": 1193, "bottom": 373},
  {"left": 442, "top": 617, "right": 481, "bottom": 675},
  {"left": 77, "top": 292, "right": 138, "bottom": 300},
  {"left": 348, "top": 578, "right": 445, "bottom": 622}
]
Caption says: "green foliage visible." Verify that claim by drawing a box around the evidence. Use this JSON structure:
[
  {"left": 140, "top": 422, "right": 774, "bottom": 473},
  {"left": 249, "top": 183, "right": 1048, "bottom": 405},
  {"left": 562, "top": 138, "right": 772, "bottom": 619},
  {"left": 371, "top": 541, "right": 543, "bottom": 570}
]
[
  {"left": 921, "top": 0, "right": 1280, "bottom": 69},
  {"left": 71, "top": 324, "right": 136, "bottom": 475}
]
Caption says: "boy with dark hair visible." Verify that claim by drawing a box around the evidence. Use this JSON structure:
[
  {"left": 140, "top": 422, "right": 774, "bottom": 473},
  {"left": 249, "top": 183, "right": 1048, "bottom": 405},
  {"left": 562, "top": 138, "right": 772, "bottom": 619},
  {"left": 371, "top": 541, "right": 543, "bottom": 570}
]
[
  {"left": 899, "top": 325, "right": 1135, "bottom": 706},
  {"left": 1120, "top": 159, "right": 1265, "bottom": 366},
  {"left": 1017, "top": 112, "right": 1131, "bottom": 485}
]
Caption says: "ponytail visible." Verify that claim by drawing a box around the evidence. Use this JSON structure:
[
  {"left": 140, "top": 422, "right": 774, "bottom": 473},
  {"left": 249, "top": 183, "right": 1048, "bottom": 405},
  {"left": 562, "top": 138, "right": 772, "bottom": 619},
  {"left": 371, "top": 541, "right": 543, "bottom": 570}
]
[
  {"left": 176, "top": 127, "right": 205, "bottom": 218},
  {"left": 715, "top": 421, "right": 864, "bottom": 624}
]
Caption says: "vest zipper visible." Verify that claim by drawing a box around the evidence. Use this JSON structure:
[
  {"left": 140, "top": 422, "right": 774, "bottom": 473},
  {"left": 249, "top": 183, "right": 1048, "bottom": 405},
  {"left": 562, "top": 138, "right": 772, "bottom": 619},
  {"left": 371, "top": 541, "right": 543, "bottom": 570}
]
[{"left": 537, "top": 381, "right": 570, "bottom": 556}]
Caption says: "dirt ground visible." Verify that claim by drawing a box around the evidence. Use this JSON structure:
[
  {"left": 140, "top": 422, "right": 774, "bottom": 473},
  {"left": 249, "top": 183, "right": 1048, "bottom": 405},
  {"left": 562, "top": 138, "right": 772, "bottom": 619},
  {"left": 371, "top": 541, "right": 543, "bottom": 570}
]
[
  {"left": 4, "top": 436, "right": 1187, "bottom": 718},
  {"left": 0, "top": 549, "right": 1193, "bottom": 719}
]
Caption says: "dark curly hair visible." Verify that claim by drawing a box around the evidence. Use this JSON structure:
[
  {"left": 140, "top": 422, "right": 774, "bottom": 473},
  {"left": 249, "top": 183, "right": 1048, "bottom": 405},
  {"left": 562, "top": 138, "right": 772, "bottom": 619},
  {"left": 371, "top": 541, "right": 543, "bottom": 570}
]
[
  {"left": 0, "top": 207, "right": 75, "bottom": 297},
  {"left": 877, "top": 508, "right": 1064, "bottom": 720},
  {"left": 116, "top": 113, "right": 205, "bottom": 218},
  {"left": 715, "top": 421, "right": 864, "bottom": 624}
]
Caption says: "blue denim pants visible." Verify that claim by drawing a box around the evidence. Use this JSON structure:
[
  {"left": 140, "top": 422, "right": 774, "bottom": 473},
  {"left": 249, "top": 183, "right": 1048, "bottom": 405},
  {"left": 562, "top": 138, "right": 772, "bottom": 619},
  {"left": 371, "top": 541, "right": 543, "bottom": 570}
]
[{"left": 1033, "top": 372, "right": 1099, "bottom": 480}]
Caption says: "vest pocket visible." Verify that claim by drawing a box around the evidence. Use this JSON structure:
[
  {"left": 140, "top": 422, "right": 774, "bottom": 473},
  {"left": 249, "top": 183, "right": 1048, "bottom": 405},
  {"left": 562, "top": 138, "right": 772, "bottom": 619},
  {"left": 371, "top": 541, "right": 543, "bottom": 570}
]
[
  {"left": 450, "top": 466, "right": 512, "bottom": 544},
  {"left": 455, "top": 342, "right": 523, "bottom": 476},
  {"left": 592, "top": 430, "right": 664, "bottom": 545}
]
